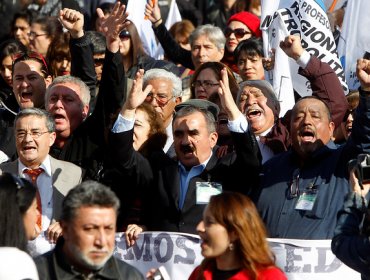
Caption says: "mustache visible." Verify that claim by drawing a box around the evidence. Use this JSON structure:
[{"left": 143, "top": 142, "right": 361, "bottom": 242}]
[{"left": 180, "top": 145, "right": 195, "bottom": 153}]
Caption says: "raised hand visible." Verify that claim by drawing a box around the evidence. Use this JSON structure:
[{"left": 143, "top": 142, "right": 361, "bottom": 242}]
[
  {"left": 144, "top": 0, "right": 162, "bottom": 26},
  {"left": 280, "top": 35, "right": 304, "bottom": 61},
  {"left": 218, "top": 68, "right": 241, "bottom": 121},
  {"left": 356, "top": 58, "right": 370, "bottom": 91},
  {"left": 59, "top": 8, "right": 84, "bottom": 39},
  {"left": 121, "top": 69, "right": 153, "bottom": 119},
  {"left": 96, "top": 2, "right": 129, "bottom": 52},
  {"left": 124, "top": 224, "right": 144, "bottom": 247},
  {"left": 349, "top": 167, "right": 370, "bottom": 198}
]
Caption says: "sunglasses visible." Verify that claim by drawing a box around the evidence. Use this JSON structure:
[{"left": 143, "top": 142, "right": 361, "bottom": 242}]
[
  {"left": 119, "top": 30, "right": 130, "bottom": 39},
  {"left": 225, "top": 28, "right": 251, "bottom": 39},
  {"left": 12, "top": 51, "right": 49, "bottom": 75}
]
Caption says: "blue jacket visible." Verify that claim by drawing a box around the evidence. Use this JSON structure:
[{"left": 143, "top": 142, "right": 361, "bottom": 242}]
[{"left": 254, "top": 89, "right": 370, "bottom": 239}]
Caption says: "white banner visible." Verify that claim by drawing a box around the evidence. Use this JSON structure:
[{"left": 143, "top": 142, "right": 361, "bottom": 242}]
[
  {"left": 337, "top": 0, "right": 370, "bottom": 91},
  {"left": 126, "top": 0, "right": 182, "bottom": 59},
  {"left": 261, "top": 0, "right": 348, "bottom": 116},
  {"left": 114, "top": 232, "right": 360, "bottom": 279}
]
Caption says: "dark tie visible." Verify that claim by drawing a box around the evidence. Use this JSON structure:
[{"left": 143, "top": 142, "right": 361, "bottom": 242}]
[{"left": 23, "top": 168, "right": 44, "bottom": 229}]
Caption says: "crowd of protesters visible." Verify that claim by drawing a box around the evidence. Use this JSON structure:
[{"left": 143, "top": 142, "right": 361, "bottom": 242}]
[{"left": 1, "top": 0, "right": 370, "bottom": 279}]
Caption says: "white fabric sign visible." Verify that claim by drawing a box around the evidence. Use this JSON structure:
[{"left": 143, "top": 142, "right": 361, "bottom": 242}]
[
  {"left": 337, "top": 0, "right": 370, "bottom": 91},
  {"left": 126, "top": 0, "right": 182, "bottom": 59},
  {"left": 261, "top": 0, "right": 348, "bottom": 116},
  {"left": 114, "top": 232, "right": 360, "bottom": 279}
]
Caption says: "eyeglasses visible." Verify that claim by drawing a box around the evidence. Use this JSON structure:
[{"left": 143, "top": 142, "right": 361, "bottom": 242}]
[
  {"left": 12, "top": 51, "right": 49, "bottom": 75},
  {"left": 28, "top": 31, "right": 47, "bottom": 39},
  {"left": 192, "top": 80, "right": 220, "bottom": 89},
  {"left": 145, "top": 93, "right": 174, "bottom": 107},
  {"left": 119, "top": 30, "right": 130, "bottom": 40},
  {"left": 16, "top": 130, "right": 49, "bottom": 140},
  {"left": 225, "top": 28, "right": 251, "bottom": 39}
]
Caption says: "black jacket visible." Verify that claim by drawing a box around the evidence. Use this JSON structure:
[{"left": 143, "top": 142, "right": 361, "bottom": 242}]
[
  {"left": 110, "top": 128, "right": 261, "bottom": 234},
  {"left": 34, "top": 238, "right": 144, "bottom": 280}
]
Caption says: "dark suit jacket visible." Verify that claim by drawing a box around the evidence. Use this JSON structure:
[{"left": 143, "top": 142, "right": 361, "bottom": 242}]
[
  {"left": 110, "top": 128, "right": 260, "bottom": 234},
  {"left": 0, "top": 156, "right": 82, "bottom": 221}
]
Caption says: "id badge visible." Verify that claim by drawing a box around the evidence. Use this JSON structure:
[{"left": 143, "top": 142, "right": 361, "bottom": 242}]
[
  {"left": 196, "top": 182, "right": 222, "bottom": 205},
  {"left": 295, "top": 189, "right": 318, "bottom": 211}
]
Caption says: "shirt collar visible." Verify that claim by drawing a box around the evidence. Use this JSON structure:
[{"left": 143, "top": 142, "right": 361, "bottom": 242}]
[
  {"left": 178, "top": 152, "right": 213, "bottom": 174},
  {"left": 18, "top": 155, "right": 52, "bottom": 177}
]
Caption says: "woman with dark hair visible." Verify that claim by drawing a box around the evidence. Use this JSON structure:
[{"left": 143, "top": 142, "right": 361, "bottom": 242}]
[
  {"left": 190, "top": 61, "right": 239, "bottom": 100},
  {"left": 29, "top": 16, "right": 63, "bottom": 56},
  {"left": 190, "top": 192, "right": 286, "bottom": 280},
  {"left": 0, "top": 173, "right": 40, "bottom": 251},
  {"left": 119, "top": 21, "right": 179, "bottom": 79},
  {"left": 234, "top": 37, "right": 266, "bottom": 81},
  {"left": 46, "top": 32, "right": 71, "bottom": 78},
  {"left": 190, "top": 62, "right": 239, "bottom": 157}
]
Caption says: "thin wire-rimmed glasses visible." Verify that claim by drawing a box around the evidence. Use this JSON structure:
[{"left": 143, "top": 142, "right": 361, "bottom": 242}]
[
  {"left": 28, "top": 31, "right": 47, "bottom": 40},
  {"left": 145, "top": 93, "right": 174, "bottom": 107},
  {"left": 16, "top": 131, "right": 49, "bottom": 140},
  {"left": 192, "top": 80, "right": 220, "bottom": 89}
]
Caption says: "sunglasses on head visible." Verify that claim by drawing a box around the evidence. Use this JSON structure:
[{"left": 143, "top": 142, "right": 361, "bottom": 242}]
[
  {"left": 225, "top": 28, "right": 251, "bottom": 39},
  {"left": 12, "top": 51, "right": 49, "bottom": 75}
]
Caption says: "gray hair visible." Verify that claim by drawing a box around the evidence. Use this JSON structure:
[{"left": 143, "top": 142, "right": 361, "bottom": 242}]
[
  {"left": 143, "top": 69, "right": 182, "bottom": 98},
  {"left": 45, "top": 75, "right": 91, "bottom": 107},
  {"left": 189, "top": 24, "right": 226, "bottom": 51},
  {"left": 173, "top": 106, "right": 216, "bottom": 133},
  {"left": 15, "top": 108, "right": 55, "bottom": 132},
  {"left": 61, "top": 181, "right": 120, "bottom": 222}
]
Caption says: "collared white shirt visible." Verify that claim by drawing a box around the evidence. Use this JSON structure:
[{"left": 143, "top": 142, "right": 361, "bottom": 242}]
[
  {"left": 163, "top": 121, "right": 174, "bottom": 153},
  {"left": 112, "top": 113, "right": 174, "bottom": 154},
  {"left": 18, "top": 155, "right": 55, "bottom": 256},
  {"left": 228, "top": 114, "right": 274, "bottom": 164}
]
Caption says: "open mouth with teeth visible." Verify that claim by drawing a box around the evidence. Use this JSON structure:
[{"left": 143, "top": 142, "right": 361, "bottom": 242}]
[
  {"left": 246, "top": 108, "right": 262, "bottom": 119},
  {"left": 21, "top": 92, "right": 33, "bottom": 100},
  {"left": 53, "top": 113, "right": 66, "bottom": 121},
  {"left": 300, "top": 130, "right": 315, "bottom": 142}
]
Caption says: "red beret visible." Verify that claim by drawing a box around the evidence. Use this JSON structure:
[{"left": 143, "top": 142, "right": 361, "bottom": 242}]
[{"left": 227, "top": 12, "right": 262, "bottom": 38}]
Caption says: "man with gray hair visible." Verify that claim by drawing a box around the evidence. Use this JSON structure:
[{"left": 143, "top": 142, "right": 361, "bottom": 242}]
[
  {"left": 142, "top": 68, "right": 183, "bottom": 154},
  {"left": 147, "top": 1, "right": 226, "bottom": 70},
  {"left": 0, "top": 108, "right": 82, "bottom": 255},
  {"left": 34, "top": 181, "right": 144, "bottom": 279}
]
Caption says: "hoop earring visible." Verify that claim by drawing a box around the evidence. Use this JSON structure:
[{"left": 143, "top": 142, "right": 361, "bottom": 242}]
[{"left": 228, "top": 242, "right": 234, "bottom": 251}]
